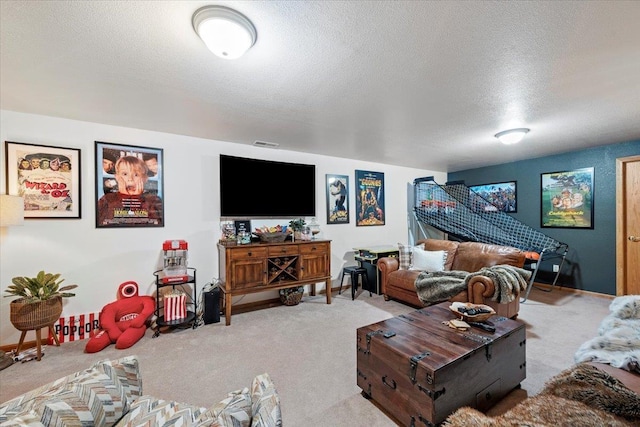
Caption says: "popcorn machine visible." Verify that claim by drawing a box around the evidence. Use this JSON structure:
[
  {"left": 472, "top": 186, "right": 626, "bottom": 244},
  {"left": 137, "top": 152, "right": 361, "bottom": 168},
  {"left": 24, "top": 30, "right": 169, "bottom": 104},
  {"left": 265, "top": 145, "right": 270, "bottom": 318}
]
[{"left": 162, "top": 240, "right": 188, "bottom": 283}]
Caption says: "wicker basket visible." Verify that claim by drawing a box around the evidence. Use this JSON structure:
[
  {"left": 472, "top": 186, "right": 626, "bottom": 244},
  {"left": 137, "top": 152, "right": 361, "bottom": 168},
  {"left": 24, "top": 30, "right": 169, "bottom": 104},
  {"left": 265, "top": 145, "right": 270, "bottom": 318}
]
[
  {"left": 256, "top": 232, "right": 289, "bottom": 243},
  {"left": 279, "top": 287, "right": 304, "bottom": 306},
  {"left": 10, "top": 297, "right": 63, "bottom": 331}
]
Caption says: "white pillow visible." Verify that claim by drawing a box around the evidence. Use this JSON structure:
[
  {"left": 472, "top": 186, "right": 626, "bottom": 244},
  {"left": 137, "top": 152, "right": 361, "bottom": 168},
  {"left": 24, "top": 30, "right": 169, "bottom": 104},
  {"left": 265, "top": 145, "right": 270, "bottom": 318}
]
[{"left": 410, "top": 248, "right": 446, "bottom": 272}]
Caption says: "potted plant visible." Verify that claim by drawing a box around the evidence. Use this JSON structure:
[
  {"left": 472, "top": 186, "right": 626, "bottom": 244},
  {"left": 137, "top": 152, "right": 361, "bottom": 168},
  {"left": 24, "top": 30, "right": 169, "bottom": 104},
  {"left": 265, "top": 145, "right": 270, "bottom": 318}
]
[
  {"left": 4, "top": 271, "right": 77, "bottom": 331},
  {"left": 288, "top": 218, "right": 307, "bottom": 240}
]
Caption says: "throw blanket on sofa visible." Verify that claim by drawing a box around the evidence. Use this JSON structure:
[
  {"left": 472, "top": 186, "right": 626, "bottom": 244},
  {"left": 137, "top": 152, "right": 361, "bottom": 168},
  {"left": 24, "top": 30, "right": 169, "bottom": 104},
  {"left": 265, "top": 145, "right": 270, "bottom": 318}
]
[
  {"left": 574, "top": 295, "right": 640, "bottom": 373},
  {"left": 466, "top": 265, "right": 532, "bottom": 303},
  {"left": 414, "top": 270, "right": 469, "bottom": 305},
  {"left": 414, "top": 265, "right": 531, "bottom": 306}
]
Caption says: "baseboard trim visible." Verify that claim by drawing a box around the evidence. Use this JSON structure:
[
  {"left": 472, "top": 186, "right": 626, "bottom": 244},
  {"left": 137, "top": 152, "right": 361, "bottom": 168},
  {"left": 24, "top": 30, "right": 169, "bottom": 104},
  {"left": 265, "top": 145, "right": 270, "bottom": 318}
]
[
  {"left": 532, "top": 282, "right": 614, "bottom": 300},
  {"left": 3, "top": 284, "right": 605, "bottom": 352}
]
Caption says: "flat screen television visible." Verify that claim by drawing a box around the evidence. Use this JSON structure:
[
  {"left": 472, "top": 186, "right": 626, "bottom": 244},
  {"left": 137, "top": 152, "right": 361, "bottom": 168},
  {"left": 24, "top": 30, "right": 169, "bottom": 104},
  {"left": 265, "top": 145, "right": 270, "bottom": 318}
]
[{"left": 220, "top": 154, "right": 316, "bottom": 218}]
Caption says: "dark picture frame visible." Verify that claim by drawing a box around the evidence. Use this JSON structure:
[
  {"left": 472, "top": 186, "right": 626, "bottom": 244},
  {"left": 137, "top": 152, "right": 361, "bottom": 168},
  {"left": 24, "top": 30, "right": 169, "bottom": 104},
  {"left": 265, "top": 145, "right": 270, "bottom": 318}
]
[
  {"left": 355, "top": 170, "right": 385, "bottom": 226},
  {"left": 541, "top": 167, "right": 594, "bottom": 229},
  {"left": 469, "top": 181, "right": 517, "bottom": 213},
  {"left": 326, "top": 174, "right": 349, "bottom": 224},
  {"left": 5, "top": 141, "right": 82, "bottom": 219},
  {"left": 95, "top": 141, "right": 164, "bottom": 228}
]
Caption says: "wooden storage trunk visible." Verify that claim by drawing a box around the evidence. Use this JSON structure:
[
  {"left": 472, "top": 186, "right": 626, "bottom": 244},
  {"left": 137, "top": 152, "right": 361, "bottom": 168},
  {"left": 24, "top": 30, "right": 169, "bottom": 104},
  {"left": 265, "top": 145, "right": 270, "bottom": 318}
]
[{"left": 356, "top": 303, "right": 526, "bottom": 426}]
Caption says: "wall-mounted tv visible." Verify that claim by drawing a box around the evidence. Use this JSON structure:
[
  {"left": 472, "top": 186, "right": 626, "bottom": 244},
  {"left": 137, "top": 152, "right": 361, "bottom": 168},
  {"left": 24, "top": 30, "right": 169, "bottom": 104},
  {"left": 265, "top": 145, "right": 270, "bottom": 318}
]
[{"left": 220, "top": 155, "right": 316, "bottom": 218}]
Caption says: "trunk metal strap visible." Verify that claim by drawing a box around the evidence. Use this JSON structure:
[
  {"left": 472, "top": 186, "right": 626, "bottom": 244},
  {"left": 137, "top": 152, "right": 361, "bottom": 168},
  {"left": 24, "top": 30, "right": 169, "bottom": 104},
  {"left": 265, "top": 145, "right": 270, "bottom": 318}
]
[
  {"left": 363, "top": 330, "right": 384, "bottom": 354},
  {"left": 409, "top": 351, "right": 430, "bottom": 383}
]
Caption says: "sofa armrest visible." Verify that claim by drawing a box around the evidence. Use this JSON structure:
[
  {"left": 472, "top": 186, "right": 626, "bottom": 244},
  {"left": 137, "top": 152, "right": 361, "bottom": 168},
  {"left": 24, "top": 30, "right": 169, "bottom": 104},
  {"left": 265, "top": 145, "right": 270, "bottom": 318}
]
[
  {"left": 378, "top": 257, "right": 399, "bottom": 295},
  {"left": 467, "top": 275, "right": 497, "bottom": 303}
]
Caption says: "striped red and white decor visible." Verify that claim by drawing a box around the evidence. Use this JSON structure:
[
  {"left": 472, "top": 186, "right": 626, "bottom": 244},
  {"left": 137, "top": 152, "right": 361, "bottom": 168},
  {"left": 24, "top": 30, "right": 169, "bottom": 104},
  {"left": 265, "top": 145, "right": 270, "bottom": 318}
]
[
  {"left": 48, "top": 312, "right": 100, "bottom": 344},
  {"left": 164, "top": 292, "right": 186, "bottom": 321}
]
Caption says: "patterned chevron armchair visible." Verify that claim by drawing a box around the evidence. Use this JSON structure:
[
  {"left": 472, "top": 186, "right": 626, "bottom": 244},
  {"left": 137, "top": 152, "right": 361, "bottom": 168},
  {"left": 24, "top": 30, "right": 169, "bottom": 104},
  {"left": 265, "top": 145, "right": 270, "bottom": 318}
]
[{"left": 0, "top": 356, "right": 282, "bottom": 427}]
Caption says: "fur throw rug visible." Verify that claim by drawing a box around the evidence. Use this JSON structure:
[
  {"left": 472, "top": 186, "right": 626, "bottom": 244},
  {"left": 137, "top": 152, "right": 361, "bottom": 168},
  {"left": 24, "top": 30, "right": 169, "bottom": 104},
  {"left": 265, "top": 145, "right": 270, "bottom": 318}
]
[
  {"left": 442, "top": 363, "right": 640, "bottom": 427},
  {"left": 466, "top": 265, "right": 531, "bottom": 303},
  {"left": 414, "top": 270, "right": 469, "bottom": 305},
  {"left": 414, "top": 265, "right": 531, "bottom": 305},
  {"left": 574, "top": 295, "right": 640, "bottom": 373}
]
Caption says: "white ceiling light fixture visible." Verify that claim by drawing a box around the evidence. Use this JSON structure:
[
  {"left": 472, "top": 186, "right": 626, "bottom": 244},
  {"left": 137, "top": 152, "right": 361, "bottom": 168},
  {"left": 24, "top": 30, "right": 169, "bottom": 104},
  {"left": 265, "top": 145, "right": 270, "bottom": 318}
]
[
  {"left": 192, "top": 5, "right": 257, "bottom": 60},
  {"left": 495, "top": 128, "right": 530, "bottom": 145}
]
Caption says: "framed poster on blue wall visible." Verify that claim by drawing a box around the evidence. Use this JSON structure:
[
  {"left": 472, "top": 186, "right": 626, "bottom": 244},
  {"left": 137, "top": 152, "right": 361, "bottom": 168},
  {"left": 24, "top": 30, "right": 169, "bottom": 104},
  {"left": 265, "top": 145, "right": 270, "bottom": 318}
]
[
  {"left": 541, "top": 167, "right": 594, "bottom": 229},
  {"left": 469, "top": 181, "right": 517, "bottom": 213}
]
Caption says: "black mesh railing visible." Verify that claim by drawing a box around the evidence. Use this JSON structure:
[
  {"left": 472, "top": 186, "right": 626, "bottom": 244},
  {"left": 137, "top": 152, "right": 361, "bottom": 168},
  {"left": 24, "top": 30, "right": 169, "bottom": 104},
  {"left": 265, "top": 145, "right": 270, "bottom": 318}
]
[{"left": 413, "top": 177, "right": 564, "bottom": 253}]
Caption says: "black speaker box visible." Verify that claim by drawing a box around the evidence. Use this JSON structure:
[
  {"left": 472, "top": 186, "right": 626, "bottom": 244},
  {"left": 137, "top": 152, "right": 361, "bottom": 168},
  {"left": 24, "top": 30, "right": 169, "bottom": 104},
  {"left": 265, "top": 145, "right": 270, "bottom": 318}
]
[{"left": 204, "top": 286, "right": 221, "bottom": 324}]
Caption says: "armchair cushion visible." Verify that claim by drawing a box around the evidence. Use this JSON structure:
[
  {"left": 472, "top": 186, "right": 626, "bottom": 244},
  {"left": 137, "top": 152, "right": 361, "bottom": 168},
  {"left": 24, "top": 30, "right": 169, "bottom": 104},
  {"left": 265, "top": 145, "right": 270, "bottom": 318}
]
[
  {"left": 114, "top": 396, "right": 209, "bottom": 427},
  {"left": 195, "top": 388, "right": 252, "bottom": 427},
  {"left": 0, "top": 357, "right": 138, "bottom": 427},
  {"left": 250, "top": 373, "right": 281, "bottom": 427}
]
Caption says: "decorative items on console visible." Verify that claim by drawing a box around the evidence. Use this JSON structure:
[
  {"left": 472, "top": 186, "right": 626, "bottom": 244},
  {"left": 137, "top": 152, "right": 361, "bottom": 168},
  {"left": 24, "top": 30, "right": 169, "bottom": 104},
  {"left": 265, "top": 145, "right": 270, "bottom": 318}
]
[
  {"left": 220, "top": 220, "right": 237, "bottom": 242},
  {"left": 288, "top": 218, "right": 307, "bottom": 240}
]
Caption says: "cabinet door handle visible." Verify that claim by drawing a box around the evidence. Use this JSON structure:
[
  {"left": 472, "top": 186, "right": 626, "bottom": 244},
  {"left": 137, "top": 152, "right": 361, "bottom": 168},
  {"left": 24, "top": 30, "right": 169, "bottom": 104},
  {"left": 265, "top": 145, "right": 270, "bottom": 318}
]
[
  {"left": 248, "top": 252, "right": 252, "bottom": 256},
  {"left": 629, "top": 236, "right": 640, "bottom": 242}
]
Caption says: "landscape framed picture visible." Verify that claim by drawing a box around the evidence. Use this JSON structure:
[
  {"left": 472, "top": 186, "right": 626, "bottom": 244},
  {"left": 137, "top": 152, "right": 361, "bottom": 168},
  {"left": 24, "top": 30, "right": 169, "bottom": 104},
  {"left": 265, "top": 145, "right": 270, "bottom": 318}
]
[
  {"left": 326, "top": 174, "right": 349, "bottom": 224},
  {"left": 541, "top": 167, "right": 594, "bottom": 229},
  {"left": 469, "top": 181, "right": 517, "bottom": 213},
  {"left": 355, "top": 170, "right": 385, "bottom": 226},
  {"left": 5, "top": 141, "right": 81, "bottom": 219},
  {"left": 95, "top": 141, "right": 164, "bottom": 228}
]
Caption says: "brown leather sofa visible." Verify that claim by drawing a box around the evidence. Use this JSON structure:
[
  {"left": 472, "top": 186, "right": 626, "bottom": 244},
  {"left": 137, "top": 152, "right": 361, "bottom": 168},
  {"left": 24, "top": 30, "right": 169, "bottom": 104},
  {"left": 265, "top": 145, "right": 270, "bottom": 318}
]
[{"left": 378, "top": 239, "right": 526, "bottom": 318}]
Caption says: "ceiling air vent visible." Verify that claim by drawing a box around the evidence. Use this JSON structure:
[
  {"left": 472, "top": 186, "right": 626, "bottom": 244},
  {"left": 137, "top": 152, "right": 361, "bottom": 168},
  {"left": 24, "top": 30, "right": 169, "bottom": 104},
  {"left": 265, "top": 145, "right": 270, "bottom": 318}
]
[{"left": 253, "top": 140, "right": 279, "bottom": 148}]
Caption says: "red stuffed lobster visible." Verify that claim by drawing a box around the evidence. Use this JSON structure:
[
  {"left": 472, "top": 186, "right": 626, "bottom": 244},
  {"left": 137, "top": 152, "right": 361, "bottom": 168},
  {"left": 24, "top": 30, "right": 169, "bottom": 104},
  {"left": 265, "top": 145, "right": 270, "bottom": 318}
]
[{"left": 85, "top": 281, "right": 155, "bottom": 353}]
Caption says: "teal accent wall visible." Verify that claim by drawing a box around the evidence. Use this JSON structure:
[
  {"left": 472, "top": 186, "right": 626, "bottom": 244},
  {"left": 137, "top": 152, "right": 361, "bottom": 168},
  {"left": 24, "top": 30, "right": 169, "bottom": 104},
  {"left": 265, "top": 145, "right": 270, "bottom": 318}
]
[{"left": 448, "top": 139, "right": 640, "bottom": 295}]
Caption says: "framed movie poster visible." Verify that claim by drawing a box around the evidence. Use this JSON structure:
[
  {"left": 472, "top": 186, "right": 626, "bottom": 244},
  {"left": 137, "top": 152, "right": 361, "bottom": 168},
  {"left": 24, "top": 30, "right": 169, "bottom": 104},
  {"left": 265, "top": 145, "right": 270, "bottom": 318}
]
[
  {"left": 469, "top": 181, "right": 517, "bottom": 213},
  {"left": 5, "top": 141, "right": 81, "bottom": 218},
  {"left": 355, "top": 170, "right": 385, "bottom": 226},
  {"left": 95, "top": 141, "right": 164, "bottom": 228},
  {"left": 541, "top": 167, "right": 594, "bottom": 229},
  {"left": 326, "top": 174, "right": 349, "bottom": 224}
]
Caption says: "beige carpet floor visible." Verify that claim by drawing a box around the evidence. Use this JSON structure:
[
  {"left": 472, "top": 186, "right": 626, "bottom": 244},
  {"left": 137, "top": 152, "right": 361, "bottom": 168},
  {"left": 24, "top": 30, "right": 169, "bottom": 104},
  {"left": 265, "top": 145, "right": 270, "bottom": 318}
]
[{"left": 0, "top": 286, "right": 613, "bottom": 426}]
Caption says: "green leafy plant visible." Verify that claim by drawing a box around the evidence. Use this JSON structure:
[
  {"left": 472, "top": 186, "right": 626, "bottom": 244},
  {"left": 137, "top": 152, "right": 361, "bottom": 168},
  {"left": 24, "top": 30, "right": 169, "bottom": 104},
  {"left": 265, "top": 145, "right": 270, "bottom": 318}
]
[
  {"left": 4, "top": 271, "right": 78, "bottom": 304},
  {"left": 288, "top": 218, "right": 307, "bottom": 232}
]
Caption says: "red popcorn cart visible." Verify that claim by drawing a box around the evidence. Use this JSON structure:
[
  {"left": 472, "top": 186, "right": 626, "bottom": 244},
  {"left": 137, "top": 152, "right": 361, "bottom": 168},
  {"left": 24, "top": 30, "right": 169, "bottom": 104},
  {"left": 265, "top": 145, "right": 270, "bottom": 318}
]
[{"left": 162, "top": 240, "right": 188, "bottom": 283}]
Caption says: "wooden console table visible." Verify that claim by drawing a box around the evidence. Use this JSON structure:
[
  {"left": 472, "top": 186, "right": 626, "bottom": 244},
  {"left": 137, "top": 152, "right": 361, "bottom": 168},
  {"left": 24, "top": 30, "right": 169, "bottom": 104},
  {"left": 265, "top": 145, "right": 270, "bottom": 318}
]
[{"left": 217, "top": 239, "right": 332, "bottom": 325}]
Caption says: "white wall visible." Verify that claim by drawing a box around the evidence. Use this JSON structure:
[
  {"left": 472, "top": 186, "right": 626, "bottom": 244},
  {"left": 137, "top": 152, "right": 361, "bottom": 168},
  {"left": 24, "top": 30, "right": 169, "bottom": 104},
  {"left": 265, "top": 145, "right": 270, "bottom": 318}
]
[{"left": 0, "top": 110, "right": 446, "bottom": 345}]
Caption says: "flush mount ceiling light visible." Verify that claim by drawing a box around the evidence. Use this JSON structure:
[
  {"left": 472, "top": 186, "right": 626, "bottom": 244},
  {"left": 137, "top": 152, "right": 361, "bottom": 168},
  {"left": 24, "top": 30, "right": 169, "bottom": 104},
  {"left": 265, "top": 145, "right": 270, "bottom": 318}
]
[
  {"left": 192, "top": 5, "right": 257, "bottom": 60},
  {"left": 495, "top": 128, "right": 530, "bottom": 145}
]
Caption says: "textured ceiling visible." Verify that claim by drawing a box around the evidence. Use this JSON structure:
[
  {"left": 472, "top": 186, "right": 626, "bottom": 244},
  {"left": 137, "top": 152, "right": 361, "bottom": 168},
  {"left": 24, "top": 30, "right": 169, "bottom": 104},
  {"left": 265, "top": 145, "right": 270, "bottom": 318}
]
[{"left": 1, "top": 1, "right": 639, "bottom": 172}]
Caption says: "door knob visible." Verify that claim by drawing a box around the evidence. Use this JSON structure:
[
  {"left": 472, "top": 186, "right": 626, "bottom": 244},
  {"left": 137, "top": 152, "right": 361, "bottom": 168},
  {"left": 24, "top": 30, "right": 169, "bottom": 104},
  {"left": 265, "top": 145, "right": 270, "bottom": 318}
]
[{"left": 629, "top": 236, "right": 640, "bottom": 242}]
